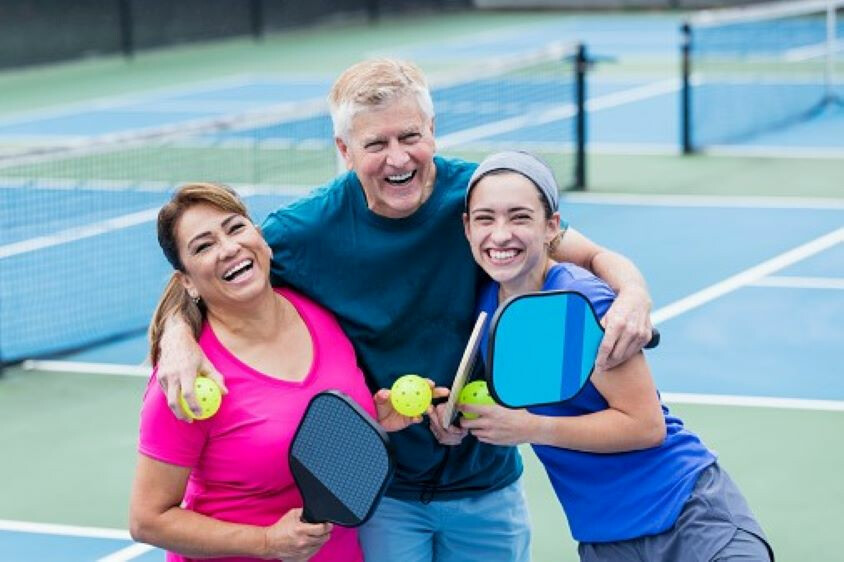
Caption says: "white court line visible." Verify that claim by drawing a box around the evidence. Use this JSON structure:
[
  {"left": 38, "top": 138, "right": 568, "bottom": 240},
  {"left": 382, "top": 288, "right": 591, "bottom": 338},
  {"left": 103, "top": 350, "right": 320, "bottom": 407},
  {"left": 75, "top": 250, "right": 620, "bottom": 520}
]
[
  {"left": 749, "top": 275, "right": 844, "bottom": 290},
  {"left": 0, "top": 75, "right": 261, "bottom": 127},
  {"left": 22, "top": 360, "right": 149, "bottom": 377},
  {"left": 786, "top": 40, "right": 844, "bottom": 62},
  {"left": 589, "top": 142, "right": 844, "bottom": 160},
  {"left": 0, "top": 208, "right": 159, "bottom": 259},
  {"left": 438, "top": 78, "right": 681, "bottom": 149},
  {"left": 662, "top": 392, "right": 844, "bottom": 411},
  {"left": 705, "top": 145, "right": 844, "bottom": 160},
  {"left": 0, "top": 181, "right": 318, "bottom": 260},
  {"left": 97, "top": 543, "right": 156, "bottom": 562},
  {"left": 0, "top": 519, "right": 130, "bottom": 539},
  {"left": 0, "top": 518, "right": 157, "bottom": 562},
  {"left": 0, "top": 176, "right": 315, "bottom": 196},
  {"left": 561, "top": 191, "right": 844, "bottom": 210},
  {"left": 652, "top": 227, "right": 844, "bottom": 324}
]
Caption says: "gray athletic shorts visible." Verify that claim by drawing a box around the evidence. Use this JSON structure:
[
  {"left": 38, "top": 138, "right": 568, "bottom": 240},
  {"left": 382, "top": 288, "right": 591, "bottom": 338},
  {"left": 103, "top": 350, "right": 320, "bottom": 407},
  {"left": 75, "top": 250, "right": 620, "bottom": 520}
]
[{"left": 579, "top": 463, "right": 774, "bottom": 562}]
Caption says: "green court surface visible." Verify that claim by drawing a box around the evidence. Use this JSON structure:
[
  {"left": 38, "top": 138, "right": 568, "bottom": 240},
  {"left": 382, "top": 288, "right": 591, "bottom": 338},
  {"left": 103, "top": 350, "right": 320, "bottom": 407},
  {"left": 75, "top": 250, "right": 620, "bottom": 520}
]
[
  {"left": 1, "top": 7, "right": 842, "bottom": 561},
  {"left": 1, "top": 367, "right": 843, "bottom": 560}
]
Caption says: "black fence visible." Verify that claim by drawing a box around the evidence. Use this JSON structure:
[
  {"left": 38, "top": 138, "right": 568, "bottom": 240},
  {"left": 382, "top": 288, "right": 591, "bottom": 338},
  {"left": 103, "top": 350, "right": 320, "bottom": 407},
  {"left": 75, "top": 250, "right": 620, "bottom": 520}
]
[
  {"left": 0, "top": 0, "right": 470, "bottom": 69},
  {"left": 474, "top": 1, "right": 763, "bottom": 8}
]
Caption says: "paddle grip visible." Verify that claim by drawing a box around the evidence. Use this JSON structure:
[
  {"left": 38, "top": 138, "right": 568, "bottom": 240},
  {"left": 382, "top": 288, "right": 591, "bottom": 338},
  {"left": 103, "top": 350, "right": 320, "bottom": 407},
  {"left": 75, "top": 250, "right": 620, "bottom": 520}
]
[{"left": 644, "top": 328, "right": 660, "bottom": 349}]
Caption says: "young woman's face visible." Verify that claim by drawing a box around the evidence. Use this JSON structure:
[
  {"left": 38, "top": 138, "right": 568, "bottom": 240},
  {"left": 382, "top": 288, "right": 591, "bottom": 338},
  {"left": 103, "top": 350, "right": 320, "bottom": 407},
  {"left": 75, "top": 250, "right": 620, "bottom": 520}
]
[
  {"left": 176, "top": 203, "right": 272, "bottom": 308},
  {"left": 464, "top": 172, "right": 559, "bottom": 291}
]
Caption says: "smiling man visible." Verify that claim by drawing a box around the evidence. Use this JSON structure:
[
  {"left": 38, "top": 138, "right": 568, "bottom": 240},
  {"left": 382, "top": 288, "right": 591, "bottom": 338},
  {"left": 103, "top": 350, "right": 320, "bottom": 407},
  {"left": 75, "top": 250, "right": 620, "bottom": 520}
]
[{"left": 153, "top": 59, "right": 655, "bottom": 561}]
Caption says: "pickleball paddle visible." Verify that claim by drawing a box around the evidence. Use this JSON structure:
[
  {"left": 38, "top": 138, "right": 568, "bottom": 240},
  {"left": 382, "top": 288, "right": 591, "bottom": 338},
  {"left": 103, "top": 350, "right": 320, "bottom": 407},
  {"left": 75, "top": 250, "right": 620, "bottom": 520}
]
[
  {"left": 487, "top": 290, "right": 659, "bottom": 408},
  {"left": 289, "top": 390, "right": 394, "bottom": 527}
]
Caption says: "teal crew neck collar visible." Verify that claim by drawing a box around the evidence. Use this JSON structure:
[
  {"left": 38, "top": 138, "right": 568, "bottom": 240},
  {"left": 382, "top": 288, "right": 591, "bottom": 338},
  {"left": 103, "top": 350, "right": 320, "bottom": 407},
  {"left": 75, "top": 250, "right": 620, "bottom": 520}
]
[{"left": 350, "top": 155, "right": 448, "bottom": 230}]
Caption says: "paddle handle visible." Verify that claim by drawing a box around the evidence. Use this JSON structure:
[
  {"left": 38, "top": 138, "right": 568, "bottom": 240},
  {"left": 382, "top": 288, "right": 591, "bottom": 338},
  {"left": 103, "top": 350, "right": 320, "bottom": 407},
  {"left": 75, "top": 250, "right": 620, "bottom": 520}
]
[
  {"left": 644, "top": 328, "right": 660, "bottom": 349},
  {"left": 301, "top": 505, "right": 317, "bottom": 524}
]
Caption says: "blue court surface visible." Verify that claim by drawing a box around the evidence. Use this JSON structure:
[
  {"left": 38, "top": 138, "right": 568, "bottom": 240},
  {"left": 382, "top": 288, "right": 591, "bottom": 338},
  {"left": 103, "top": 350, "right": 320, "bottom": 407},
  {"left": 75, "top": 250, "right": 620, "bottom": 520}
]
[{"left": 1, "top": 12, "right": 842, "bottom": 560}]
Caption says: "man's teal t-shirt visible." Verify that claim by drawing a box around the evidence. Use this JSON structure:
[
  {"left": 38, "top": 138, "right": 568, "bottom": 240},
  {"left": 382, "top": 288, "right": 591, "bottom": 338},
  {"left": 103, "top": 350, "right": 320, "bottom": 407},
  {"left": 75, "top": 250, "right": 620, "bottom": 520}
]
[{"left": 260, "top": 155, "right": 522, "bottom": 500}]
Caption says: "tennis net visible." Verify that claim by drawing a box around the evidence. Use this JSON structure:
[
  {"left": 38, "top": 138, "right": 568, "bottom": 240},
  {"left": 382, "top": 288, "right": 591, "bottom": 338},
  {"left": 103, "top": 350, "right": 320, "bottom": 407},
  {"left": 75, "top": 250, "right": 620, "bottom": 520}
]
[
  {"left": 681, "top": 0, "right": 843, "bottom": 152},
  {"left": 0, "top": 42, "right": 589, "bottom": 365}
]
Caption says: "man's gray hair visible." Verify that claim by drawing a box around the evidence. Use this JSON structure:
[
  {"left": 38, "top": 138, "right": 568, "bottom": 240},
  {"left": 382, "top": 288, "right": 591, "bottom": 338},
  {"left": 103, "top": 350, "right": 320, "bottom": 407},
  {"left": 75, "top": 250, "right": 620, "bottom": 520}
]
[{"left": 328, "top": 58, "right": 435, "bottom": 141}]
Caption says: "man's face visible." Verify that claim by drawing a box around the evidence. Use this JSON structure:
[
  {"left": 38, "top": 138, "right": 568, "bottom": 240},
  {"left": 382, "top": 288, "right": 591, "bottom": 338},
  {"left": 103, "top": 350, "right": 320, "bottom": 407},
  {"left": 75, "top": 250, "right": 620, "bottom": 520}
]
[{"left": 336, "top": 95, "right": 437, "bottom": 219}]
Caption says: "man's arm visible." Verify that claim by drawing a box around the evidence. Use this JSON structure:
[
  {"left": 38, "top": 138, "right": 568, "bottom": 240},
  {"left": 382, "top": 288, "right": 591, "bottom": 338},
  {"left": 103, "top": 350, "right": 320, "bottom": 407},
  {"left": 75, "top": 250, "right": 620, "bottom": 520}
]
[
  {"left": 152, "top": 309, "right": 225, "bottom": 421},
  {"left": 551, "top": 226, "right": 654, "bottom": 370}
]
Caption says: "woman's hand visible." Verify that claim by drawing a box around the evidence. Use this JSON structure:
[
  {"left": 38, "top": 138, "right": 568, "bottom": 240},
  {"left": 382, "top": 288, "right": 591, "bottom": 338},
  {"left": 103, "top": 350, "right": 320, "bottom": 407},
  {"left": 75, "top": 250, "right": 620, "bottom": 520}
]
[
  {"left": 428, "top": 402, "right": 469, "bottom": 446},
  {"left": 373, "top": 379, "right": 448, "bottom": 432},
  {"left": 263, "top": 508, "right": 332, "bottom": 561},
  {"left": 458, "top": 404, "right": 537, "bottom": 447}
]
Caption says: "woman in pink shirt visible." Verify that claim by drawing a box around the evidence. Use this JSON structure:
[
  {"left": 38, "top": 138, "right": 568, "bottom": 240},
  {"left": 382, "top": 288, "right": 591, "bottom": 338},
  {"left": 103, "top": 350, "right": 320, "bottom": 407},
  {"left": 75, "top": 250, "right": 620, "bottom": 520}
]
[{"left": 130, "top": 183, "right": 428, "bottom": 562}]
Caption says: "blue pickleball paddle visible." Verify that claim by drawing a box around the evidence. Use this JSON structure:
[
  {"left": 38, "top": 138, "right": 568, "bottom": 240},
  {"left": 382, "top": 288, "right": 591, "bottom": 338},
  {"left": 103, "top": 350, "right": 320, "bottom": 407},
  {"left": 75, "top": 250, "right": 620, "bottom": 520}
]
[{"left": 486, "top": 290, "right": 659, "bottom": 408}]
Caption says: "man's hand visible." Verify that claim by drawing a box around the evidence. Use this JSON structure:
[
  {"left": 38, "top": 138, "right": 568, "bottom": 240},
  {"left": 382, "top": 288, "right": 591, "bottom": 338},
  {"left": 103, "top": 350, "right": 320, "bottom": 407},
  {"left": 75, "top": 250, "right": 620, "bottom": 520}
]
[
  {"left": 156, "top": 316, "right": 226, "bottom": 421},
  {"left": 596, "top": 286, "right": 653, "bottom": 371},
  {"left": 373, "top": 380, "right": 448, "bottom": 432},
  {"left": 459, "top": 404, "right": 535, "bottom": 446}
]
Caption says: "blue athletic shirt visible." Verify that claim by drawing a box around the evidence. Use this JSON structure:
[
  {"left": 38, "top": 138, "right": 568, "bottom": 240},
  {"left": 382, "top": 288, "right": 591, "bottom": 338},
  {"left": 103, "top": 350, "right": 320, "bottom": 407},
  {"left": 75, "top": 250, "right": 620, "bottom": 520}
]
[
  {"left": 477, "top": 263, "right": 716, "bottom": 542},
  {"left": 261, "top": 155, "right": 524, "bottom": 500}
]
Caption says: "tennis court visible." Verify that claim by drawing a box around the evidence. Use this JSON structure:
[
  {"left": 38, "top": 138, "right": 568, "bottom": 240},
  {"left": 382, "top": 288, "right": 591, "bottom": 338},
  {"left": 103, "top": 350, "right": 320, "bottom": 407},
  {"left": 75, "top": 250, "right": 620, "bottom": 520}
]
[{"left": 1, "top": 4, "right": 842, "bottom": 561}]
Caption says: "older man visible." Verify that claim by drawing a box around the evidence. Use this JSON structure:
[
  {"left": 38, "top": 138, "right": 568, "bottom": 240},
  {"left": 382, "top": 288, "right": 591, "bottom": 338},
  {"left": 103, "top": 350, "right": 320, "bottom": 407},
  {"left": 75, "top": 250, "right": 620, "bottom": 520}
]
[{"left": 154, "top": 59, "right": 654, "bottom": 561}]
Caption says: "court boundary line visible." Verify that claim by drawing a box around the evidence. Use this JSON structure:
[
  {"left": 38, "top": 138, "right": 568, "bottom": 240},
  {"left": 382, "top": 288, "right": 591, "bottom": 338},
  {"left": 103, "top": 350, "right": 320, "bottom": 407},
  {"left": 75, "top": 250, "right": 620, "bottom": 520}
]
[
  {"left": 561, "top": 192, "right": 844, "bottom": 210},
  {"left": 0, "top": 74, "right": 264, "bottom": 127},
  {"left": 749, "top": 275, "right": 844, "bottom": 290},
  {"left": 0, "top": 208, "right": 160, "bottom": 259},
  {"left": 0, "top": 182, "right": 314, "bottom": 258},
  {"left": 662, "top": 392, "right": 844, "bottom": 412},
  {"left": 0, "top": 519, "right": 130, "bottom": 539},
  {"left": 97, "top": 543, "right": 157, "bottom": 562},
  {"left": 587, "top": 142, "right": 844, "bottom": 159},
  {"left": 705, "top": 145, "right": 844, "bottom": 160},
  {"left": 0, "top": 73, "right": 333, "bottom": 129},
  {"left": 652, "top": 226, "right": 844, "bottom": 324},
  {"left": 22, "top": 360, "right": 148, "bottom": 377}
]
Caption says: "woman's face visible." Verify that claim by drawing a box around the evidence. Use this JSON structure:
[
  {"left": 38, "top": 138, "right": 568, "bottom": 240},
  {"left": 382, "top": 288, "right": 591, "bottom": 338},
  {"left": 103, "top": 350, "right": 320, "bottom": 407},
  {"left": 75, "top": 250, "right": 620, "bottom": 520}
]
[
  {"left": 464, "top": 172, "right": 559, "bottom": 292},
  {"left": 176, "top": 203, "right": 272, "bottom": 308}
]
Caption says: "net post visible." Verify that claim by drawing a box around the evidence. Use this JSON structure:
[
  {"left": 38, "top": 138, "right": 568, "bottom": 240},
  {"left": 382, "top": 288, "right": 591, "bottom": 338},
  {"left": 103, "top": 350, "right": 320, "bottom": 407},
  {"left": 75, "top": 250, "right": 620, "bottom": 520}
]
[
  {"left": 118, "top": 0, "right": 134, "bottom": 59},
  {"left": 573, "top": 43, "right": 587, "bottom": 191},
  {"left": 681, "top": 22, "right": 694, "bottom": 155},
  {"left": 367, "top": 0, "right": 381, "bottom": 23},
  {"left": 250, "top": 0, "right": 265, "bottom": 42},
  {"left": 826, "top": 1, "right": 837, "bottom": 102}
]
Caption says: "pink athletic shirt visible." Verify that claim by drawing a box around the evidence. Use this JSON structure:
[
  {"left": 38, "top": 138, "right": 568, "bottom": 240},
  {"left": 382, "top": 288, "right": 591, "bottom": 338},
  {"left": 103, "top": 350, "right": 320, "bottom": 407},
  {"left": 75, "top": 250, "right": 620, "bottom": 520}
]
[{"left": 139, "top": 288, "right": 373, "bottom": 562}]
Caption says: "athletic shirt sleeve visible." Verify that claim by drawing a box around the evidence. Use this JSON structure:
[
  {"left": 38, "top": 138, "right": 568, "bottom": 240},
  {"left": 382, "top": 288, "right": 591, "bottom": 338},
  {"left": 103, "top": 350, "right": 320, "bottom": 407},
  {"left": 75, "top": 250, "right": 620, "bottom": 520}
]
[
  {"left": 542, "top": 263, "right": 616, "bottom": 318},
  {"left": 138, "top": 369, "right": 208, "bottom": 468}
]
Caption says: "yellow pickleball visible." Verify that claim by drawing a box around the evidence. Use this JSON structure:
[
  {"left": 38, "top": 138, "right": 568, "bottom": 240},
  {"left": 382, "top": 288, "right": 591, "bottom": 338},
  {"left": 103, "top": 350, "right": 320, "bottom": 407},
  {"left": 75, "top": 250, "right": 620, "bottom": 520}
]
[
  {"left": 179, "top": 376, "right": 222, "bottom": 420},
  {"left": 459, "top": 380, "right": 495, "bottom": 420},
  {"left": 390, "top": 374, "right": 432, "bottom": 417}
]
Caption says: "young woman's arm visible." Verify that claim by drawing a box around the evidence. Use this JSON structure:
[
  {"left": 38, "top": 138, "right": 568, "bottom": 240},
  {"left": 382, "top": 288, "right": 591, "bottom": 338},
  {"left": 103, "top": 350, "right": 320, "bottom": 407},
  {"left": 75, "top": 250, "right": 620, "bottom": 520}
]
[
  {"left": 460, "top": 353, "right": 665, "bottom": 453},
  {"left": 129, "top": 455, "right": 332, "bottom": 560}
]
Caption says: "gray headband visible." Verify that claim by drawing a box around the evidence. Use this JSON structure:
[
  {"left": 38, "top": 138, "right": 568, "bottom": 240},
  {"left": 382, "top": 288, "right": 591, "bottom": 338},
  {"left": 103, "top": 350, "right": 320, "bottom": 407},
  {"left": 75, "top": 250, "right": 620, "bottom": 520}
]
[{"left": 466, "top": 151, "right": 559, "bottom": 212}]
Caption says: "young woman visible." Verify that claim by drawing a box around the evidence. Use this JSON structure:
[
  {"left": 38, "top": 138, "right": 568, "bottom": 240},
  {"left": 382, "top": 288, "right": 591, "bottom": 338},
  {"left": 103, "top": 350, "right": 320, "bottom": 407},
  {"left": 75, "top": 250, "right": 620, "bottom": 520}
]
[
  {"left": 130, "top": 183, "right": 431, "bottom": 562},
  {"left": 458, "top": 152, "right": 773, "bottom": 561}
]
